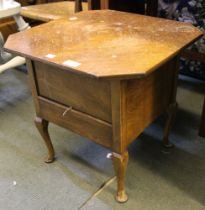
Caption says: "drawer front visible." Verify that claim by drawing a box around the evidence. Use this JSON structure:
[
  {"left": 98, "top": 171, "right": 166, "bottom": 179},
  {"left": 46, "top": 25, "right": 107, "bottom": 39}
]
[
  {"left": 34, "top": 61, "right": 112, "bottom": 123},
  {"left": 38, "top": 97, "right": 113, "bottom": 148}
]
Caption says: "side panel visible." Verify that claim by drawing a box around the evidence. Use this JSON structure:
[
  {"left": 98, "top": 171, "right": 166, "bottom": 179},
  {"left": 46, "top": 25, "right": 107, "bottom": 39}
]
[{"left": 125, "top": 58, "right": 177, "bottom": 144}]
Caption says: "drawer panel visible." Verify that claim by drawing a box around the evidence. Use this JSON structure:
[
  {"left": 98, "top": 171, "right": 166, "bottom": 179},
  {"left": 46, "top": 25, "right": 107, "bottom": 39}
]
[
  {"left": 38, "top": 97, "right": 113, "bottom": 148},
  {"left": 34, "top": 61, "right": 112, "bottom": 123}
]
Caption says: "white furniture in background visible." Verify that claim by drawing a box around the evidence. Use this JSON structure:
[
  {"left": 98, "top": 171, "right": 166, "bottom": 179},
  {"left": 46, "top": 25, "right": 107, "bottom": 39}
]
[{"left": 0, "top": 0, "right": 29, "bottom": 73}]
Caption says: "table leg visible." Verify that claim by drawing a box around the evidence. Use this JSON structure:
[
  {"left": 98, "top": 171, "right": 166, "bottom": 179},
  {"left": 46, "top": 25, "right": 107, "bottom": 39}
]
[
  {"left": 112, "top": 151, "right": 129, "bottom": 203},
  {"left": 162, "top": 102, "right": 177, "bottom": 147},
  {"left": 162, "top": 56, "right": 179, "bottom": 148},
  {"left": 199, "top": 98, "right": 205, "bottom": 137},
  {"left": 35, "top": 117, "right": 55, "bottom": 163}
]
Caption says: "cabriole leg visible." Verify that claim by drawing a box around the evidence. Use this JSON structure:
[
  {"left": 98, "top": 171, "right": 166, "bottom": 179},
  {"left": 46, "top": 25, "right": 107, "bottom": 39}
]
[
  {"left": 112, "top": 151, "right": 129, "bottom": 203},
  {"left": 163, "top": 102, "right": 178, "bottom": 148},
  {"left": 35, "top": 117, "right": 55, "bottom": 163}
]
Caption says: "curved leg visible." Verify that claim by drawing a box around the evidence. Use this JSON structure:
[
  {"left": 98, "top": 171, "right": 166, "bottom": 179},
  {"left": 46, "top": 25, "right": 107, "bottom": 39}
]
[
  {"left": 35, "top": 117, "right": 55, "bottom": 163},
  {"left": 112, "top": 151, "right": 129, "bottom": 203},
  {"left": 163, "top": 102, "right": 178, "bottom": 148}
]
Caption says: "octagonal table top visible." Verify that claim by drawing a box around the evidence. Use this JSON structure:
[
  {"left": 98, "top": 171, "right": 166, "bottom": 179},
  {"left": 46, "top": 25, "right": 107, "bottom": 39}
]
[{"left": 5, "top": 10, "right": 203, "bottom": 79}]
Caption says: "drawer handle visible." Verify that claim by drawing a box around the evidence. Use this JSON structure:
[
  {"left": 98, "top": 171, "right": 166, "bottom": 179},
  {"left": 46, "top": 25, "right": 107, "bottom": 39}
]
[{"left": 62, "top": 107, "right": 72, "bottom": 117}]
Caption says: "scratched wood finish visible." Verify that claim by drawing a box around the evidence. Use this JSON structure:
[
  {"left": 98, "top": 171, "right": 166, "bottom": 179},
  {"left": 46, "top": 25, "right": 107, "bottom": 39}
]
[
  {"left": 21, "top": 1, "right": 88, "bottom": 22},
  {"left": 4, "top": 10, "right": 203, "bottom": 203},
  {"left": 5, "top": 10, "right": 202, "bottom": 79},
  {"left": 34, "top": 61, "right": 112, "bottom": 122},
  {"left": 199, "top": 98, "right": 205, "bottom": 137}
]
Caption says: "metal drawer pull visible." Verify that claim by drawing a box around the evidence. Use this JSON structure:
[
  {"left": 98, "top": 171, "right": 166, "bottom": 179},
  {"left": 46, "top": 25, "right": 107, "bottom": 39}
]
[{"left": 62, "top": 106, "right": 72, "bottom": 116}]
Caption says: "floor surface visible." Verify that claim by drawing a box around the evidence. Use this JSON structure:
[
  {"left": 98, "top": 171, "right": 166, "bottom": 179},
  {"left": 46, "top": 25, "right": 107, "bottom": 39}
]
[{"left": 0, "top": 69, "right": 205, "bottom": 210}]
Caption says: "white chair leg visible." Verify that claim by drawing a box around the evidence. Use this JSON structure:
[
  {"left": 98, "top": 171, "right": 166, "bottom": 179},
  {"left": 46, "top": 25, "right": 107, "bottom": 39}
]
[
  {"left": 0, "top": 12, "right": 29, "bottom": 73},
  {"left": 0, "top": 56, "right": 25, "bottom": 73},
  {"left": 0, "top": 32, "right": 13, "bottom": 64},
  {"left": 13, "top": 14, "right": 30, "bottom": 31}
]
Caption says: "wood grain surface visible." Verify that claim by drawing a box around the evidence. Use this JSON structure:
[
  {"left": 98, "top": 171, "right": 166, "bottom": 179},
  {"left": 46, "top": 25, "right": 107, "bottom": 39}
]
[
  {"left": 34, "top": 61, "right": 112, "bottom": 122},
  {"left": 125, "top": 58, "right": 176, "bottom": 144},
  {"left": 38, "top": 97, "right": 113, "bottom": 148},
  {"left": 5, "top": 9, "right": 203, "bottom": 203},
  {"left": 0, "top": 18, "right": 17, "bottom": 40},
  {"left": 5, "top": 10, "right": 202, "bottom": 79},
  {"left": 21, "top": 1, "right": 88, "bottom": 22}
]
